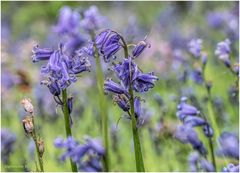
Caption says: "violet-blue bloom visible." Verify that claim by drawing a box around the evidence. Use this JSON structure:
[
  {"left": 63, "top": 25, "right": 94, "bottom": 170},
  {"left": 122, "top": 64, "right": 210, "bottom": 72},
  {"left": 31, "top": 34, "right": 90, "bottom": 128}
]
[
  {"left": 54, "top": 136, "right": 105, "bottom": 171},
  {"left": 133, "top": 72, "right": 159, "bottom": 92},
  {"left": 217, "top": 132, "right": 239, "bottom": 159},
  {"left": 192, "top": 68, "right": 203, "bottom": 85},
  {"left": 207, "top": 12, "right": 225, "bottom": 29},
  {"left": 134, "top": 97, "right": 141, "bottom": 118},
  {"left": 33, "top": 44, "right": 91, "bottom": 96},
  {"left": 113, "top": 94, "right": 130, "bottom": 112},
  {"left": 223, "top": 163, "right": 239, "bottom": 172},
  {"left": 200, "top": 158, "right": 215, "bottom": 172},
  {"left": 188, "top": 39, "right": 203, "bottom": 58},
  {"left": 32, "top": 45, "right": 54, "bottom": 63},
  {"left": 113, "top": 58, "right": 139, "bottom": 90},
  {"left": 215, "top": 39, "right": 231, "bottom": 67},
  {"left": 80, "top": 6, "right": 106, "bottom": 32},
  {"left": 53, "top": 6, "right": 80, "bottom": 35},
  {"left": 78, "top": 30, "right": 122, "bottom": 63},
  {"left": 177, "top": 99, "right": 200, "bottom": 121},
  {"left": 188, "top": 152, "right": 199, "bottom": 172},
  {"left": 1, "top": 129, "right": 16, "bottom": 164},
  {"left": 132, "top": 39, "right": 150, "bottom": 58},
  {"left": 104, "top": 79, "right": 126, "bottom": 95}
]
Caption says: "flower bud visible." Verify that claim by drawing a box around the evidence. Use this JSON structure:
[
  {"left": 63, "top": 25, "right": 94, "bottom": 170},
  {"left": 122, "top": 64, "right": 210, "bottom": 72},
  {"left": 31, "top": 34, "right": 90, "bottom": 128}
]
[
  {"left": 21, "top": 98, "right": 34, "bottom": 114},
  {"left": 22, "top": 116, "right": 34, "bottom": 134}
]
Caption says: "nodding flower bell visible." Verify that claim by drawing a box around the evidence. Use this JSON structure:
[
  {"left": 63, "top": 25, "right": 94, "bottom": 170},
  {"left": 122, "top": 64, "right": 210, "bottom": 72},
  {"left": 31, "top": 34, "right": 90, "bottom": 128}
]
[
  {"left": 215, "top": 39, "right": 231, "bottom": 67},
  {"left": 32, "top": 45, "right": 54, "bottom": 63},
  {"left": 132, "top": 39, "right": 150, "bottom": 58},
  {"left": 22, "top": 116, "right": 34, "bottom": 135},
  {"left": 104, "top": 78, "right": 126, "bottom": 95},
  {"left": 113, "top": 94, "right": 130, "bottom": 112},
  {"left": 37, "top": 138, "right": 45, "bottom": 157},
  {"left": 21, "top": 98, "right": 34, "bottom": 115}
]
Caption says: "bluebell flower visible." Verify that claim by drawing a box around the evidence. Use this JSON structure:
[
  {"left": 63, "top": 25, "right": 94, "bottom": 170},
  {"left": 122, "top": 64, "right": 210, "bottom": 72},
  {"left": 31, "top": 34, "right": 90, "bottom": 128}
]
[
  {"left": 113, "top": 94, "right": 130, "bottom": 112},
  {"left": 32, "top": 45, "right": 54, "bottom": 63},
  {"left": 80, "top": 6, "right": 106, "bottom": 32},
  {"left": 132, "top": 39, "right": 150, "bottom": 58},
  {"left": 188, "top": 39, "right": 203, "bottom": 58},
  {"left": 113, "top": 58, "right": 139, "bottom": 90},
  {"left": 133, "top": 72, "right": 159, "bottom": 93},
  {"left": 78, "top": 30, "right": 122, "bottom": 63},
  {"left": 223, "top": 163, "right": 239, "bottom": 172},
  {"left": 177, "top": 98, "right": 200, "bottom": 121},
  {"left": 41, "top": 79, "right": 61, "bottom": 96},
  {"left": 201, "top": 53, "right": 208, "bottom": 66},
  {"left": 215, "top": 39, "right": 231, "bottom": 67},
  {"left": 134, "top": 96, "right": 141, "bottom": 118},
  {"left": 33, "top": 44, "right": 91, "bottom": 96},
  {"left": 188, "top": 152, "right": 199, "bottom": 172},
  {"left": 54, "top": 136, "right": 105, "bottom": 171},
  {"left": 207, "top": 12, "right": 225, "bottom": 29},
  {"left": 217, "top": 132, "right": 239, "bottom": 159},
  {"left": 104, "top": 78, "right": 126, "bottom": 95},
  {"left": 192, "top": 68, "right": 203, "bottom": 85},
  {"left": 200, "top": 158, "right": 215, "bottom": 172},
  {"left": 174, "top": 125, "right": 207, "bottom": 155},
  {"left": 53, "top": 6, "right": 80, "bottom": 35},
  {"left": 183, "top": 116, "right": 207, "bottom": 127},
  {"left": 202, "top": 124, "right": 214, "bottom": 138},
  {"left": 1, "top": 129, "right": 16, "bottom": 164}
]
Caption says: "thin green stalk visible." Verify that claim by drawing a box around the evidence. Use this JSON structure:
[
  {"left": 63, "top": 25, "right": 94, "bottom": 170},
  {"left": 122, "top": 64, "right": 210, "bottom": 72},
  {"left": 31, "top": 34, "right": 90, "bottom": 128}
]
[
  {"left": 91, "top": 32, "right": 109, "bottom": 172},
  {"left": 62, "top": 89, "right": 78, "bottom": 172},
  {"left": 122, "top": 37, "right": 145, "bottom": 171},
  {"left": 32, "top": 131, "right": 44, "bottom": 172},
  {"left": 128, "top": 68, "right": 145, "bottom": 172}
]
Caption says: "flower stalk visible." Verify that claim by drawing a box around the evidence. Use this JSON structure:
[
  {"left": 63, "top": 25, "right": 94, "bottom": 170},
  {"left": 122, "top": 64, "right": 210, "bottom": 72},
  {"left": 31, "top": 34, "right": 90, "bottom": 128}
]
[
  {"left": 91, "top": 31, "right": 110, "bottom": 172},
  {"left": 122, "top": 39, "right": 145, "bottom": 172},
  {"left": 62, "top": 89, "right": 78, "bottom": 172}
]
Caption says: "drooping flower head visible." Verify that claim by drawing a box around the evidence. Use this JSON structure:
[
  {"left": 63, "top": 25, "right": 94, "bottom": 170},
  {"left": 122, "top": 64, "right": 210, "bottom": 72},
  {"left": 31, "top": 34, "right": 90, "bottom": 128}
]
[
  {"left": 80, "top": 6, "right": 106, "bottom": 32},
  {"left": 78, "top": 29, "right": 123, "bottom": 63},
  {"left": 132, "top": 38, "right": 151, "bottom": 58},
  {"left": 32, "top": 44, "right": 91, "bottom": 97},
  {"left": 215, "top": 39, "right": 231, "bottom": 67}
]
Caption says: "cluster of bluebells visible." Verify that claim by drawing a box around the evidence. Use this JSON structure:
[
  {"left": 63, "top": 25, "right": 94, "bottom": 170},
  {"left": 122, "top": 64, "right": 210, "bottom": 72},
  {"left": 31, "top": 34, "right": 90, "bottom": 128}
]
[
  {"left": 53, "top": 6, "right": 85, "bottom": 55},
  {"left": 175, "top": 97, "right": 214, "bottom": 156},
  {"left": 53, "top": 6, "right": 106, "bottom": 55},
  {"left": 206, "top": 9, "right": 239, "bottom": 41},
  {"left": 79, "top": 29, "right": 159, "bottom": 124},
  {"left": 1, "top": 129, "right": 16, "bottom": 164},
  {"left": 188, "top": 152, "right": 215, "bottom": 172},
  {"left": 32, "top": 44, "right": 91, "bottom": 100},
  {"left": 54, "top": 136, "right": 105, "bottom": 172}
]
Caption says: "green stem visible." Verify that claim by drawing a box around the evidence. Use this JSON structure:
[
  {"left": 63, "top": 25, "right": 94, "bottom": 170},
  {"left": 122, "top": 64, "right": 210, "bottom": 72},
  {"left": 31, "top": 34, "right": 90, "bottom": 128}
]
[
  {"left": 128, "top": 88, "right": 145, "bottom": 172},
  {"left": 32, "top": 134, "right": 44, "bottom": 172},
  {"left": 62, "top": 89, "right": 78, "bottom": 172},
  {"left": 122, "top": 36, "right": 145, "bottom": 171},
  {"left": 91, "top": 32, "right": 110, "bottom": 172},
  {"left": 31, "top": 117, "right": 44, "bottom": 172}
]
